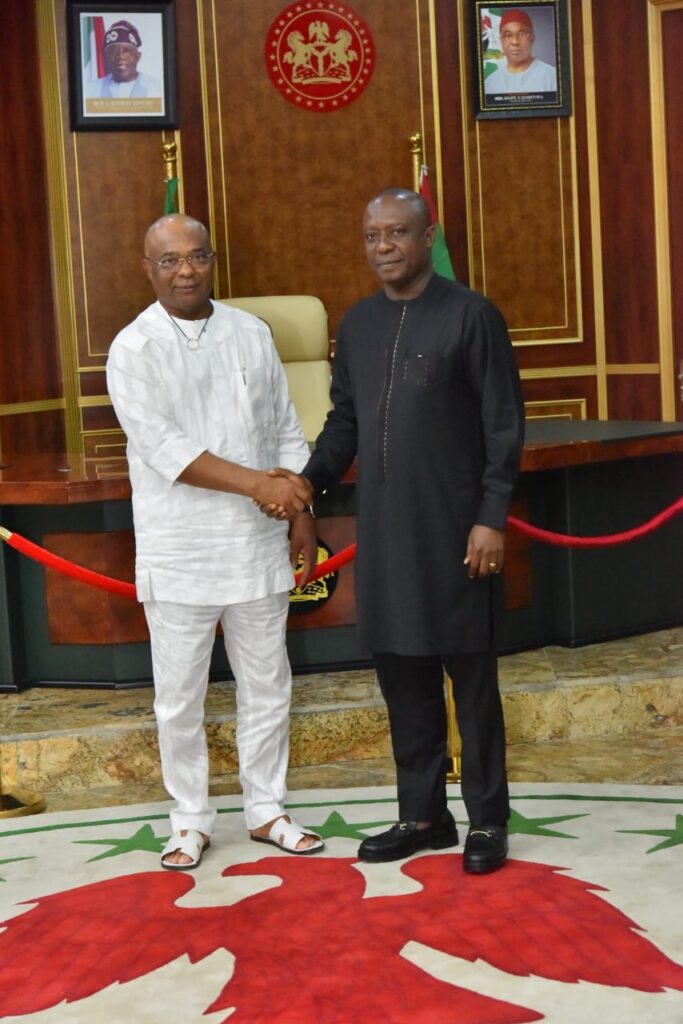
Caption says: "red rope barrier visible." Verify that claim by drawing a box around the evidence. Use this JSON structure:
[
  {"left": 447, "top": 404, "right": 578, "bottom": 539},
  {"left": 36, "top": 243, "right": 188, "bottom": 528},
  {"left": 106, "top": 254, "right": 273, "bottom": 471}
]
[
  {"left": 508, "top": 496, "right": 683, "bottom": 548},
  {"left": 1, "top": 529, "right": 137, "bottom": 600},
  {"left": 2, "top": 494, "right": 682, "bottom": 599}
]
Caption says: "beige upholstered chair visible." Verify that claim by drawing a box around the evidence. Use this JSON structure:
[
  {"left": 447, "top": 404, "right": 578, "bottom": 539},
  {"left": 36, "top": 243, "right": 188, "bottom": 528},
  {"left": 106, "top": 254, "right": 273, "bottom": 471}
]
[{"left": 220, "top": 295, "right": 332, "bottom": 442}]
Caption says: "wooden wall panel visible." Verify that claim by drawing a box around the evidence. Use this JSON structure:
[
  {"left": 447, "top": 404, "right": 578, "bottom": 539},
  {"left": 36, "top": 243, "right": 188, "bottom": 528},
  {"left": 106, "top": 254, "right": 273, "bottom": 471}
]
[
  {"left": 606, "top": 376, "right": 662, "bottom": 421},
  {"left": 663, "top": 7, "right": 683, "bottom": 420},
  {"left": 0, "top": 2, "right": 63, "bottom": 455},
  {"left": 521, "top": 376, "right": 599, "bottom": 420},
  {"left": 201, "top": 0, "right": 438, "bottom": 336},
  {"left": 473, "top": 119, "right": 576, "bottom": 339},
  {"left": 592, "top": 0, "right": 659, "bottom": 370},
  {"left": 0, "top": 412, "right": 66, "bottom": 455}
]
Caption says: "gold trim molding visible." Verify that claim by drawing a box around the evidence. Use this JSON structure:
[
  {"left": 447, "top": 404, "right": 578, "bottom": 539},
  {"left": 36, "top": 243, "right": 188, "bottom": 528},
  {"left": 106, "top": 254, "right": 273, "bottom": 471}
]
[
  {"left": 525, "top": 398, "right": 587, "bottom": 420},
  {"left": 36, "top": 0, "right": 82, "bottom": 452},
  {"left": 0, "top": 399, "right": 66, "bottom": 417},
  {"left": 648, "top": 0, "right": 680, "bottom": 420},
  {"left": 581, "top": 0, "right": 608, "bottom": 418},
  {"left": 520, "top": 365, "right": 596, "bottom": 381}
]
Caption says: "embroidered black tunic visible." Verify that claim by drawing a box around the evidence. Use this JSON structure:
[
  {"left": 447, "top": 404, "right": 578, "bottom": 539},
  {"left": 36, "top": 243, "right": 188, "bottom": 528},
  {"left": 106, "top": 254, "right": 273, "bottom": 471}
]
[{"left": 303, "top": 274, "right": 525, "bottom": 656}]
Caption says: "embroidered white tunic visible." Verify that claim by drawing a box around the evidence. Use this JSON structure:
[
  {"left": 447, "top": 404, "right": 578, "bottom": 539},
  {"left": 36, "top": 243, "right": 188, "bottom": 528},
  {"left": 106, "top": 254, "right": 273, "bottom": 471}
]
[{"left": 106, "top": 300, "right": 310, "bottom": 605}]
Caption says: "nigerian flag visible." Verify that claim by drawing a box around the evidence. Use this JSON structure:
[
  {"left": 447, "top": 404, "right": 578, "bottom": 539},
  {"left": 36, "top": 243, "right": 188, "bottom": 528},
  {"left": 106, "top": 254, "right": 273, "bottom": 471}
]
[
  {"left": 164, "top": 177, "right": 179, "bottom": 214},
  {"left": 81, "top": 15, "right": 105, "bottom": 82},
  {"left": 419, "top": 166, "right": 456, "bottom": 280}
]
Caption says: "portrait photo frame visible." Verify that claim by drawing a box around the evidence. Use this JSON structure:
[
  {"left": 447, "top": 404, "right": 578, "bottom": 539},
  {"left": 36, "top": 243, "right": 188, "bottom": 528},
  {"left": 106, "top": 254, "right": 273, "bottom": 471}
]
[
  {"left": 66, "top": 0, "right": 177, "bottom": 130},
  {"left": 472, "top": 1, "right": 572, "bottom": 120}
]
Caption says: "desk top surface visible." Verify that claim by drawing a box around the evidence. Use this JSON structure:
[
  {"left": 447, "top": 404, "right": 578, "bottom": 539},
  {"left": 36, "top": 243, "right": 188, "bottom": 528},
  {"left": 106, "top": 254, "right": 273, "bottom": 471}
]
[{"left": 1, "top": 420, "right": 683, "bottom": 504}]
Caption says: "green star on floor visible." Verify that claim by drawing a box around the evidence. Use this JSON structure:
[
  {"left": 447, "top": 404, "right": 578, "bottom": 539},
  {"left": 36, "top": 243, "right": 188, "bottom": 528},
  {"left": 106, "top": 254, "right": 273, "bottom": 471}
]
[
  {"left": 312, "top": 811, "right": 395, "bottom": 841},
  {"left": 0, "top": 856, "right": 33, "bottom": 881},
  {"left": 504, "top": 807, "right": 589, "bottom": 839},
  {"left": 618, "top": 813, "right": 683, "bottom": 854},
  {"left": 74, "top": 823, "right": 169, "bottom": 862}
]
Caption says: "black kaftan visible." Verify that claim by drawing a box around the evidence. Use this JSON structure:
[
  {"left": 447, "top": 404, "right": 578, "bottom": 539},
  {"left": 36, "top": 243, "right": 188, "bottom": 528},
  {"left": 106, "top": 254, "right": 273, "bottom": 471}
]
[{"left": 304, "top": 274, "right": 525, "bottom": 656}]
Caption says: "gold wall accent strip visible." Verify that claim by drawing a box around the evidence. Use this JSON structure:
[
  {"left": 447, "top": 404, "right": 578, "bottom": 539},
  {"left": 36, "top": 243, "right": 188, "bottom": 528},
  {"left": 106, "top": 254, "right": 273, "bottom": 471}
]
[
  {"left": 196, "top": 0, "right": 219, "bottom": 294},
  {"left": 415, "top": 0, "right": 427, "bottom": 164},
  {"left": 0, "top": 399, "right": 66, "bottom": 417},
  {"left": 524, "top": 398, "right": 587, "bottom": 420},
  {"left": 456, "top": 0, "right": 475, "bottom": 282},
  {"left": 648, "top": 0, "right": 680, "bottom": 420},
  {"left": 606, "top": 363, "right": 661, "bottom": 375},
  {"left": 78, "top": 396, "right": 112, "bottom": 408},
  {"left": 567, "top": 6, "right": 584, "bottom": 345},
  {"left": 427, "top": 0, "right": 445, "bottom": 223},
  {"left": 520, "top": 365, "right": 597, "bottom": 380},
  {"left": 36, "top": 0, "right": 82, "bottom": 453},
  {"left": 209, "top": 0, "right": 231, "bottom": 297},
  {"left": 582, "top": 0, "right": 608, "bottom": 418}
]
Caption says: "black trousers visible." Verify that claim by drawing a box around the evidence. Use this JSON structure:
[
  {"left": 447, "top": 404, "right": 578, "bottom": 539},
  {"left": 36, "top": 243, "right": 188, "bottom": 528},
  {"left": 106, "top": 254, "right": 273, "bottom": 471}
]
[{"left": 373, "top": 649, "right": 509, "bottom": 827}]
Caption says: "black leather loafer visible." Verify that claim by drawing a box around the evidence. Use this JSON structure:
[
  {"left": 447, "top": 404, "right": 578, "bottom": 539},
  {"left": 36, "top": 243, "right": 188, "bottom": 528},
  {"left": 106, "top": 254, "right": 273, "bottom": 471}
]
[
  {"left": 463, "top": 824, "right": 508, "bottom": 874},
  {"left": 358, "top": 808, "right": 459, "bottom": 862}
]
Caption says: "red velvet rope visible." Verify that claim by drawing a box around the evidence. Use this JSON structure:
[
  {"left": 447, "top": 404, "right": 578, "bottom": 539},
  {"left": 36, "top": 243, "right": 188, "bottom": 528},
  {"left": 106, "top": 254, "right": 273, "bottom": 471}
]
[{"left": 2, "top": 494, "right": 682, "bottom": 598}]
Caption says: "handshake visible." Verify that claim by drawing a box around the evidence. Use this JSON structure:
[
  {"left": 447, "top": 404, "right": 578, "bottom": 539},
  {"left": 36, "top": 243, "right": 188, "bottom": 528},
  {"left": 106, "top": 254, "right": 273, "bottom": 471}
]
[{"left": 253, "top": 467, "right": 314, "bottom": 520}]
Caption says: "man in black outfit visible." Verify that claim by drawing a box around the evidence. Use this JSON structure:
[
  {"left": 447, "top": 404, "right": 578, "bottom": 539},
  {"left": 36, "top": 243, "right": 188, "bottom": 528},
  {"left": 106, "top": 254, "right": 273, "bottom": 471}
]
[{"left": 271, "top": 188, "right": 524, "bottom": 873}]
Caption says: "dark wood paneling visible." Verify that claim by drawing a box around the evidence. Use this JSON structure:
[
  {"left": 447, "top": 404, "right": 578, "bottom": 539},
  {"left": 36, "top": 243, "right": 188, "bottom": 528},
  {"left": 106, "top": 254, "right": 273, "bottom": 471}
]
[
  {"left": 204, "top": 0, "right": 434, "bottom": 336},
  {"left": 0, "top": 412, "right": 66, "bottom": 456},
  {"left": 80, "top": 372, "right": 108, "bottom": 397},
  {"left": 71, "top": 131, "right": 169, "bottom": 366},
  {"left": 607, "top": 375, "right": 662, "bottom": 421},
  {"left": 82, "top": 406, "right": 121, "bottom": 432},
  {"left": 0, "top": 2, "right": 62, "bottom": 449},
  {"left": 663, "top": 8, "right": 683, "bottom": 420},
  {"left": 521, "top": 377, "right": 599, "bottom": 420},
  {"left": 592, "top": 0, "right": 659, "bottom": 369},
  {"left": 44, "top": 531, "right": 146, "bottom": 644}
]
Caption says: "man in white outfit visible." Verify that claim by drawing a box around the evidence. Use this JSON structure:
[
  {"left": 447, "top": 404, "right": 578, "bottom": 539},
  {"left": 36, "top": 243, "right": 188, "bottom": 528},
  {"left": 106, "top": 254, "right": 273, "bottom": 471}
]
[
  {"left": 484, "top": 8, "right": 557, "bottom": 95},
  {"left": 106, "top": 214, "right": 320, "bottom": 868}
]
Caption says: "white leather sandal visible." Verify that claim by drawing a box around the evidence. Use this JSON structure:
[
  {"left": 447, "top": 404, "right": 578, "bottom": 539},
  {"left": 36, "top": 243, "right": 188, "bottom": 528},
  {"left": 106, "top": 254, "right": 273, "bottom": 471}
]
[
  {"left": 160, "top": 829, "right": 210, "bottom": 870},
  {"left": 250, "top": 815, "right": 324, "bottom": 855}
]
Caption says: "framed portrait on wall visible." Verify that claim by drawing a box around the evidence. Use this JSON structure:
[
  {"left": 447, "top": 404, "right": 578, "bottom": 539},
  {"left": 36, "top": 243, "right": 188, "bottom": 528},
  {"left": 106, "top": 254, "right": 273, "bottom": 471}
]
[
  {"left": 66, "top": 0, "right": 177, "bottom": 130},
  {"left": 473, "top": 1, "right": 571, "bottom": 119}
]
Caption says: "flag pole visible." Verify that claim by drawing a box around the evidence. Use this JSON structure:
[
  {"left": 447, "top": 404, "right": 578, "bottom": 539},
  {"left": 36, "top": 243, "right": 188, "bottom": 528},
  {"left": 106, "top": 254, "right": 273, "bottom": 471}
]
[{"left": 409, "top": 130, "right": 422, "bottom": 192}]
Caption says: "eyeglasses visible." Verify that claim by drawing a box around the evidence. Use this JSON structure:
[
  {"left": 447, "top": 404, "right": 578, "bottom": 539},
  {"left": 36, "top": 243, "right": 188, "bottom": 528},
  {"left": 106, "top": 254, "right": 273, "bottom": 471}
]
[
  {"left": 501, "top": 30, "right": 532, "bottom": 41},
  {"left": 151, "top": 251, "right": 215, "bottom": 272}
]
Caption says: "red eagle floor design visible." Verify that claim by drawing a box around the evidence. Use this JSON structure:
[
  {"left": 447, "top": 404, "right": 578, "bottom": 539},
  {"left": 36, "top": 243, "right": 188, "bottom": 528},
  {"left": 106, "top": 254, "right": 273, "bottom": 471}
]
[{"left": 1, "top": 854, "right": 682, "bottom": 1023}]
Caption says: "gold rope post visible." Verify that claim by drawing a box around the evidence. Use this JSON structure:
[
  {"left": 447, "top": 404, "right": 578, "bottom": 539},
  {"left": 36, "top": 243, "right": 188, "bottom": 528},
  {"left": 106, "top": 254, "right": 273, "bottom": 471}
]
[
  {"left": 408, "top": 132, "right": 461, "bottom": 783},
  {"left": 0, "top": 526, "right": 46, "bottom": 817}
]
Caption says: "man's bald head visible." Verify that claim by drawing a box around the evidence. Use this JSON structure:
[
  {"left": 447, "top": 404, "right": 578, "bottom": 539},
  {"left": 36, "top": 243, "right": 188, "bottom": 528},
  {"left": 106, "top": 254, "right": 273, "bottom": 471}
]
[
  {"left": 365, "top": 189, "right": 432, "bottom": 233},
  {"left": 144, "top": 214, "right": 211, "bottom": 257}
]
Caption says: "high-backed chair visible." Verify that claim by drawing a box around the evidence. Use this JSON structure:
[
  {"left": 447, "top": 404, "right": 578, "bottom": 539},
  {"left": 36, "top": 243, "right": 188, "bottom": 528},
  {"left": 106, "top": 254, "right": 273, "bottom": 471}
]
[{"left": 220, "top": 295, "right": 332, "bottom": 442}]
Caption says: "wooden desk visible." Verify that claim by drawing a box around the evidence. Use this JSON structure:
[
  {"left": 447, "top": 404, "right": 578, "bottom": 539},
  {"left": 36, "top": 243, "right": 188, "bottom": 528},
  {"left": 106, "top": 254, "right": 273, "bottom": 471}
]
[{"left": 2, "top": 421, "right": 683, "bottom": 690}]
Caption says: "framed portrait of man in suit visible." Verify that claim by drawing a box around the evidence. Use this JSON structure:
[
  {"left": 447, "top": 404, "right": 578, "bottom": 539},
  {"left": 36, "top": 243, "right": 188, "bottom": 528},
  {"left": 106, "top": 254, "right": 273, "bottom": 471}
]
[
  {"left": 67, "top": 0, "right": 178, "bottom": 130},
  {"left": 473, "top": 0, "right": 571, "bottom": 119}
]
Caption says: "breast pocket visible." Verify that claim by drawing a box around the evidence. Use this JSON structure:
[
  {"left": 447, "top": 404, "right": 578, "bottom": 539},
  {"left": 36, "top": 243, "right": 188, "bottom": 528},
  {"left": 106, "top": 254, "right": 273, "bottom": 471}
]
[
  {"left": 402, "top": 354, "right": 450, "bottom": 390},
  {"left": 238, "top": 365, "right": 278, "bottom": 463}
]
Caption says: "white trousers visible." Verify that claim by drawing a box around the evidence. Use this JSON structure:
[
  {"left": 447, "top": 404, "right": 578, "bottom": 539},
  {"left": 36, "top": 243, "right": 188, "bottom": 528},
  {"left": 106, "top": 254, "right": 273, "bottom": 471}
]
[{"left": 143, "top": 592, "right": 292, "bottom": 835}]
